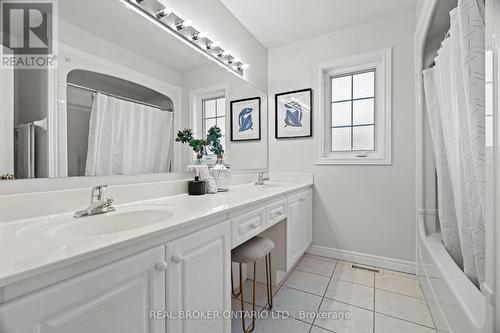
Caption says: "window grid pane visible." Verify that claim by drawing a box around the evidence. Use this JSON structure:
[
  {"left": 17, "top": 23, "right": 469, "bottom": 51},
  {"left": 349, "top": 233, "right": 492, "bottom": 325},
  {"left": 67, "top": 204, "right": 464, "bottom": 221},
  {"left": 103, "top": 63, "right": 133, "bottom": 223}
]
[
  {"left": 353, "top": 98, "right": 375, "bottom": 126},
  {"left": 331, "top": 75, "right": 352, "bottom": 102},
  {"left": 353, "top": 71, "right": 375, "bottom": 99},
  {"left": 330, "top": 69, "right": 376, "bottom": 152},
  {"left": 202, "top": 97, "right": 226, "bottom": 138}
]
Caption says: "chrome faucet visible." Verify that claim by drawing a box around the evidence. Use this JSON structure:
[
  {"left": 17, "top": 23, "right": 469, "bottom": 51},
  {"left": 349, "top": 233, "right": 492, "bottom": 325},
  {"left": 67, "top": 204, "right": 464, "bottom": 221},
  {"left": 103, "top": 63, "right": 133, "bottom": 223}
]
[
  {"left": 255, "top": 172, "right": 270, "bottom": 186},
  {"left": 74, "top": 185, "right": 116, "bottom": 218}
]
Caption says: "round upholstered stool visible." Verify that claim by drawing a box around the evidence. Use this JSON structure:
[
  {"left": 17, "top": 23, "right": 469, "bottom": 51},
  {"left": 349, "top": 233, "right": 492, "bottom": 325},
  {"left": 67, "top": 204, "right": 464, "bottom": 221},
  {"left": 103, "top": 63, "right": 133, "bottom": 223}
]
[{"left": 231, "top": 236, "right": 275, "bottom": 333}]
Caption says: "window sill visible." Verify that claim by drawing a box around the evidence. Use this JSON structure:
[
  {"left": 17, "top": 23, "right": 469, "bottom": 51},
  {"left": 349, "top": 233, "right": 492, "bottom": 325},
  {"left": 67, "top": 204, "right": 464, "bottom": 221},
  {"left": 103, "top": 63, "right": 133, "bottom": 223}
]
[{"left": 316, "top": 154, "right": 392, "bottom": 165}]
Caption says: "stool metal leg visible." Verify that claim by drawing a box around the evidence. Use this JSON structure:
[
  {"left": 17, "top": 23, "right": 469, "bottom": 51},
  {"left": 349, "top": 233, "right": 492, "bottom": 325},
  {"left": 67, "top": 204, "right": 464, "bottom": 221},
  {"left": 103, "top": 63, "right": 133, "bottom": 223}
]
[
  {"left": 265, "top": 254, "right": 273, "bottom": 309},
  {"left": 231, "top": 265, "right": 242, "bottom": 297},
  {"left": 239, "top": 262, "right": 257, "bottom": 333}
]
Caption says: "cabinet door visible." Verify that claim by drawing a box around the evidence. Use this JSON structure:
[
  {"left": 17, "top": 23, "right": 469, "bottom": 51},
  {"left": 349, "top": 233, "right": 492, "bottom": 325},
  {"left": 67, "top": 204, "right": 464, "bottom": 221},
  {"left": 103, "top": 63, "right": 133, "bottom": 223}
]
[
  {"left": 302, "top": 189, "right": 313, "bottom": 251},
  {"left": 287, "top": 192, "right": 304, "bottom": 270},
  {"left": 166, "top": 221, "right": 231, "bottom": 333},
  {"left": 0, "top": 246, "right": 166, "bottom": 333}
]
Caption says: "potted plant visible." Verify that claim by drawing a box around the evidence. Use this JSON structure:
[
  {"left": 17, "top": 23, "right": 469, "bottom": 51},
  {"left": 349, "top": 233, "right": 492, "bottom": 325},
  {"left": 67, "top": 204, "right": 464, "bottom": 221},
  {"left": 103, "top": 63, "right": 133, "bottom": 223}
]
[
  {"left": 176, "top": 126, "right": 229, "bottom": 191},
  {"left": 206, "top": 126, "right": 224, "bottom": 159},
  {"left": 206, "top": 126, "right": 230, "bottom": 192},
  {"left": 175, "top": 129, "right": 208, "bottom": 164}
]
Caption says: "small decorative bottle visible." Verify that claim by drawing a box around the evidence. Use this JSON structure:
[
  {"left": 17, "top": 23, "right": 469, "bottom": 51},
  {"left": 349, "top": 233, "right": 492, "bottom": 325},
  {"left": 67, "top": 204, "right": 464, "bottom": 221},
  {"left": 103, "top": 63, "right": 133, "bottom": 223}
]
[
  {"left": 195, "top": 153, "right": 205, "bottom": 165},
  {"left": 211, "top": 154, "right": 231, "bottom": 192}
]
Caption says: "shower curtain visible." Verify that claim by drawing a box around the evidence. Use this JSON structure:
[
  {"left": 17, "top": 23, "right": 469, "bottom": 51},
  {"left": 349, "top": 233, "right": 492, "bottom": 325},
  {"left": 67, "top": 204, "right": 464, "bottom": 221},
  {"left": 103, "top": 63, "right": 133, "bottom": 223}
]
[
  {"left": 423, "top": 0, "right": 485, "bottom": 287},
  {"left": 85, "top": 93, "right": 174, "bottom": 176}
]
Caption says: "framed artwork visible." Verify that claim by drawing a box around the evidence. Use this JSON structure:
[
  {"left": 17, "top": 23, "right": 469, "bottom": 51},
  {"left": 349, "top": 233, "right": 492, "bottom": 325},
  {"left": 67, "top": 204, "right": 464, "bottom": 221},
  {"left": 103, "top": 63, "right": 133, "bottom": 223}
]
[
  {"left": 275, "top": 88, "right": 312, "bottom": 139},
  {"left": 230, "top": 97, "right": 261, "bottom": 141}
]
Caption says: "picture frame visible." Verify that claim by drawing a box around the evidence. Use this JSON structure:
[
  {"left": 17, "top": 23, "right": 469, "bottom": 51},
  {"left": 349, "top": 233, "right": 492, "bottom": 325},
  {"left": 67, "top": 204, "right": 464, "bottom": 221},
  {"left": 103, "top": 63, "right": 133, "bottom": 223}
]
[
  {"left": 275, "top": 88, "right": 313, "bottom": 139},
  {"left": 230, "top": 97, "right": 261, "bottom": 141}
]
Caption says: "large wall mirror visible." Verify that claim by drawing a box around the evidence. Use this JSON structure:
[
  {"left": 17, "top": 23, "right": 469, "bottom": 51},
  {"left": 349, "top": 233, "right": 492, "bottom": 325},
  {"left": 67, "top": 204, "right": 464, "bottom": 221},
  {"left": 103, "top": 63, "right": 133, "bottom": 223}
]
[{"left": 0, "top": 0, "right": 268, "bottom": 183}]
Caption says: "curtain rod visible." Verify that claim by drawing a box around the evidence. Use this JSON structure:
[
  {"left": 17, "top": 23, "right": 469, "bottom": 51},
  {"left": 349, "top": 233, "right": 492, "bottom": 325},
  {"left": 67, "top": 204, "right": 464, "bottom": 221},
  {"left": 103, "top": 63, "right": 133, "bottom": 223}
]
[
  {"left": 15, "top": 117, "right": 48, "bottom": 131},
  {"left": 67, "top": 83, "right": 174, "bottom": 112}
]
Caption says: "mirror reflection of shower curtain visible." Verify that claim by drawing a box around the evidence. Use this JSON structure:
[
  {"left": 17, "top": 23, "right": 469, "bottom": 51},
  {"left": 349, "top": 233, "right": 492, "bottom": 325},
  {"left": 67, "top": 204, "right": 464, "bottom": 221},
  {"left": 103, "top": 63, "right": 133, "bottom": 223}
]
[
  {"left": 15, "top": 124, "right": 36, "bottom": 179},
  {"left": 423, "top": 0, "right": 485, "bottom": 287},
  {"left": 85, "top": 93, "right": 174, "bottom": 176}
]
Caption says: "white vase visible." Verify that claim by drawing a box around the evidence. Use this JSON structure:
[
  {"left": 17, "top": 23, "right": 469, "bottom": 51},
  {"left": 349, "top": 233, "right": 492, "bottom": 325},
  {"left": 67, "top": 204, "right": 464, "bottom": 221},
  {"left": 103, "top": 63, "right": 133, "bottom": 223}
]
[{"left": 211, "top": 155, "right": 230, "bottom": 192}]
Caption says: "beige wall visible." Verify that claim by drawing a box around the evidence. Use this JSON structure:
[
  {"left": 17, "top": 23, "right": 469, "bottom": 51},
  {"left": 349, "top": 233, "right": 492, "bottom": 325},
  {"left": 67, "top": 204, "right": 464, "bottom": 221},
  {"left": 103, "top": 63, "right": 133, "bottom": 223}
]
[{"left": 268, "top": 12, "right": 417, "bottom": 262}]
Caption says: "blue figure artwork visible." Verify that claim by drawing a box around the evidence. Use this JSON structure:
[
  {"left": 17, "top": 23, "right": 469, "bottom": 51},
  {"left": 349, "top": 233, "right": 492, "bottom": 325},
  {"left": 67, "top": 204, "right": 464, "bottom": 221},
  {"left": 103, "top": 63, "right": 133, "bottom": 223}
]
[
  {"left": 238, "top": 107, "right": 254, "bottom": 132},
  {"left": 284, "top": 101, "right": 303, "bottom": 127}
]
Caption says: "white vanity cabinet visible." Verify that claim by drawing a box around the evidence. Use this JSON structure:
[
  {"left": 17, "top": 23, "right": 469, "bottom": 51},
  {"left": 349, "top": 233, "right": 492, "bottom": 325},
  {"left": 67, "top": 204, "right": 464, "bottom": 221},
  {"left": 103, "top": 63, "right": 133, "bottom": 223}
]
[
  {"left": 0, "top": 245, "right": 166, "bottom": 333},
  {"left": 0, "top": 184, "right": 313, "bottom": 333},
  {"left": 0, "top": 221, "right": 232, "bottom": 333},
  {"left": 166, "top": 221, "right": 231, "bottom": 333},
  {"left": 303, "top": 189, "right": 313, "bottom": 249},
  {"left": 287, "top": 189, "right": 313, "bottom": 270}
]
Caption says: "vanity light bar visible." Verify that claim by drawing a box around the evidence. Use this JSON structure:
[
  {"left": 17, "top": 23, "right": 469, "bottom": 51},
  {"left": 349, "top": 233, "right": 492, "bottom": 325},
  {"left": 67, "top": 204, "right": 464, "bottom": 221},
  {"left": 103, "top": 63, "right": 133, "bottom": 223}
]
[{"left": 119, "top": 0, "right": 248, "bottom": 76}]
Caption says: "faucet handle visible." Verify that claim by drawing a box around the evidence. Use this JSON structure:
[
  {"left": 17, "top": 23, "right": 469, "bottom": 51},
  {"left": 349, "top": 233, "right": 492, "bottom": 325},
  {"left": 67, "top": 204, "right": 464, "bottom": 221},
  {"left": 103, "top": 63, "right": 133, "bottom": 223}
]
[
  {"left": 255, "top": 172, "right": 270, "bottom": 185},
  {"left": 91, "top": 185, "right": 108, "bottom": 202}
]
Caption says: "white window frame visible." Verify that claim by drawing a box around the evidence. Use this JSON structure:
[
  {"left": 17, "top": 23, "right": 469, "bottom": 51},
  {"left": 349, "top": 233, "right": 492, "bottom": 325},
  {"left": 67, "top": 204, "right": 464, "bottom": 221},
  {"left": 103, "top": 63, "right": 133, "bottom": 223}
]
[
  {"left": 315, "top": 48, "right": 392, "bottom": 165},
  {"left": 189, "top": 84, "right": 229, "bottom": 163},
  {"left": 201, "top": 95, "right": 227, "bottom": 141}
]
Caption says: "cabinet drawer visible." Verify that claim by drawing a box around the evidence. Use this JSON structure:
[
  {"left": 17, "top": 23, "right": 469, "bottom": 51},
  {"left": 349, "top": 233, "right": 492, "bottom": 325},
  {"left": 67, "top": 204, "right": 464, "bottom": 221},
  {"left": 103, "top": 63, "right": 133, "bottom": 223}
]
[
  {"left": 232, "top": 207, "right": 266, "bottom": 248},
  {"left": 267, "top": 199, "right": 287, "bottom": 226}
]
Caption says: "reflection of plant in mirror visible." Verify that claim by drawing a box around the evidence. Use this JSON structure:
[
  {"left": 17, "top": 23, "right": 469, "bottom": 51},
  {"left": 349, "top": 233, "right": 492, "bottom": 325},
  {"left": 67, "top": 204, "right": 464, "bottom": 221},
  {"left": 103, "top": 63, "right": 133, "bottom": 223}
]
[
  {"left": 175, "top": 128, "right": 194, "bottom": 144},
  {"left": 176, "top": 126, "right": 224, "bottom": 157},
  {"left": 206, "top": 126, "right": 224, "bottom": 157},
  {"left": 176, "top": 129, "right": 207, "bottom": 156}
]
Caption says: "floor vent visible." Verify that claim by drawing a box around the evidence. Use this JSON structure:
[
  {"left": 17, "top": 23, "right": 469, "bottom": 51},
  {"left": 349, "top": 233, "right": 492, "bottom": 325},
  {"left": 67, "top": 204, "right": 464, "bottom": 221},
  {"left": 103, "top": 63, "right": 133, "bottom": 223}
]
[{"left": 351, "top": 264, "right": 380, "bottom": 273}]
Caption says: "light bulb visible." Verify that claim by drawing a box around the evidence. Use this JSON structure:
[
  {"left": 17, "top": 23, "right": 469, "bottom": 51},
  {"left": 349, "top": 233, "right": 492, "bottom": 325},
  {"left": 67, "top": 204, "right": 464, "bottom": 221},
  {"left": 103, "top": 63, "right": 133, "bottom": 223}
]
[
  {"left": 156, "top": 7, "right": 173, "bottom": 19},
  {"left": 176, "top": 19, "right": 192, "bottom": 30},
  {"left": 192, "top": 31, "right": 208, "bottom": 40},
  {"left": 207, "top": 41, "right": 220, "bottom": 50}
]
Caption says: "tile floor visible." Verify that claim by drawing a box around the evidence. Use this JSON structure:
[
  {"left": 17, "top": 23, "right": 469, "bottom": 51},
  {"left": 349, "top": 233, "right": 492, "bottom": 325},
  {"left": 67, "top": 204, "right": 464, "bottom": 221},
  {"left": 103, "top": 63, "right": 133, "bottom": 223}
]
[{"left": 231, "top": 254, "right": 437, "bottom": 333}]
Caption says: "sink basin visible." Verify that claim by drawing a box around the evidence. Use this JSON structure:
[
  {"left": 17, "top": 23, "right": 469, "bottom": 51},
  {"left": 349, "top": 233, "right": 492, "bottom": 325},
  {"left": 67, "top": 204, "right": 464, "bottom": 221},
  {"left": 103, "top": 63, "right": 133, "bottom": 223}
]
[
  {"left": 51, "top": 207, "right": 174, "bottom": 237},
  {"left": 17, "top": 206, "right": 174, "bottom": 238},
  {"left": 255, "top": 183, "right": 282, "bottom": 188}
]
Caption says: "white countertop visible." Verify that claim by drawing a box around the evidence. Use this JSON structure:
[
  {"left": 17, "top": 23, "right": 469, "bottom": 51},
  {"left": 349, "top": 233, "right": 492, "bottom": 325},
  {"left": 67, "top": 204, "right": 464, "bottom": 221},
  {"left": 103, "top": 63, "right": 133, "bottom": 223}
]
[{"left": 0, "top": 181, "right": 312, "bottom": 288}]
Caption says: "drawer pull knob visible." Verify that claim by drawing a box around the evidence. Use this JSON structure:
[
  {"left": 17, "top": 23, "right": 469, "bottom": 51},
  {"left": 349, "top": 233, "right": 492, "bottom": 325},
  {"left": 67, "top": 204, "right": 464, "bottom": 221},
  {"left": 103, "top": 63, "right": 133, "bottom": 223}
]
[
  {"left": 155, "top": 261, "right": 168, "bottom": 271},
  {"left": 171, "top": 254, "right": 183, "bottom": 264},
  {"left": 249, "top": 223, "right": 258, "bottom": 229},
  {"left": 275, "top": 211, "right": 283, "bottom": 216}
]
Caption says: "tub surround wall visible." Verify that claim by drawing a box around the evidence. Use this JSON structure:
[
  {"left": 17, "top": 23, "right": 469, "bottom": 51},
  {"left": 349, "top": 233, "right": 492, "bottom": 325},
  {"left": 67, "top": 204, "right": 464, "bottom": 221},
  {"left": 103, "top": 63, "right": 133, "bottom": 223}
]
[{"left": 268, "top": 11, "right": 417, "bottom": 269}]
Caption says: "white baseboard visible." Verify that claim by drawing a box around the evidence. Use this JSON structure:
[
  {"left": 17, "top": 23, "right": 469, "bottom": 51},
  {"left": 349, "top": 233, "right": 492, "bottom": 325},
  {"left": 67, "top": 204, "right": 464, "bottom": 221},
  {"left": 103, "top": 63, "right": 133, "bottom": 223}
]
[{"left": 306, "top": 245, "right": 416, "bottom": 274}]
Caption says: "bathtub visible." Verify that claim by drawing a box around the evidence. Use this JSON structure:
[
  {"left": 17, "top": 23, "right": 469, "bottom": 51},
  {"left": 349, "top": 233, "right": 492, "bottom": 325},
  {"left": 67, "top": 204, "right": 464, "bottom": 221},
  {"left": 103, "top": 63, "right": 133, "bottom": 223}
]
[{"left": 417, "top": 214, "right": 493, "bottom": 333}]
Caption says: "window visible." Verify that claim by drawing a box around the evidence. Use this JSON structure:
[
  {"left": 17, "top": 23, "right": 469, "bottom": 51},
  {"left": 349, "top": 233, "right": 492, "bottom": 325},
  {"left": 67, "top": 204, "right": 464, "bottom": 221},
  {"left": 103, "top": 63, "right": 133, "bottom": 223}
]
[
  {"left": 331, "top": 70, "right": 376, "bottom": 152},
  {"left": 316, "top": 48, "right": 392, "bottom": 165},
  {"left": 202, "top": 96, "right": 226, "bottom": 150}
]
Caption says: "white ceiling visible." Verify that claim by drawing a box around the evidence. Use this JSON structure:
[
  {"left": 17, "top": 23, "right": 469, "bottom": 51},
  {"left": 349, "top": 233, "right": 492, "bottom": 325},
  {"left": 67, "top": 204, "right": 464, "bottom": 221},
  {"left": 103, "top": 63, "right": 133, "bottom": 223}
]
[
  {"left": 60, "top": 0, "right": 212, "bottom": 73},
  {"left": 220, "top": 0, "right": 418, "bottom": 48}
]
